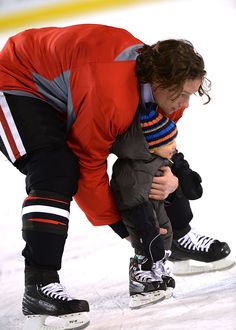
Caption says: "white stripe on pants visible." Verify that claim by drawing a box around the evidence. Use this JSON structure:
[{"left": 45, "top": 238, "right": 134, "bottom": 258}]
[{"left": 0, "top": 92, "right": 26, "bottom": 162}]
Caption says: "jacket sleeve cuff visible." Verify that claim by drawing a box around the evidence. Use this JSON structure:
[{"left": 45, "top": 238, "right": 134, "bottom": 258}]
[{"left": 109, "top": 220, "right": 129, "bottom": 238}]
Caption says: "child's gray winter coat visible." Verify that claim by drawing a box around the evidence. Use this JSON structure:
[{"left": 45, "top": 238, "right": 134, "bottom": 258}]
[{"left": 110, "top": 112, "right": 173, "bottom": 254}]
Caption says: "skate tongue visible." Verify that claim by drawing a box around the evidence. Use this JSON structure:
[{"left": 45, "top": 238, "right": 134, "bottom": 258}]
[{"left": 136, "top": 254, "right": 146, "bottom": 263}]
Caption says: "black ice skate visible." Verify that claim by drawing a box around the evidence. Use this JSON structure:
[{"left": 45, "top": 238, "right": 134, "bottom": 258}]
[
  {"left": 129, "top": 257, "right": 166, "bottom": 309},
  {"left": 23, "top": 282, "right": 90, "bottom": 330},
  {"left": 170, "top": 229, "right": 235, "bottom": 275}
]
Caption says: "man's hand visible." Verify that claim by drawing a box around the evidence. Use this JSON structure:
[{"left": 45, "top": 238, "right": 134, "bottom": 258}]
[{"left": 149, "top": 166, "right": 178, "bottom": 200}]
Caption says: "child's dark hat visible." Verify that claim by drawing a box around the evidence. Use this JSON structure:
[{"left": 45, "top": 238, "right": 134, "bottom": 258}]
[{"left": 140, "top": 103, "right": 178, "bottom": 150}]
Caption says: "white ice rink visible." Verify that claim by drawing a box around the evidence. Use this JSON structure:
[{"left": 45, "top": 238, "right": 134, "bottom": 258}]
[{"left": 0, "top": 0, "right": 236, "bottom": 329}]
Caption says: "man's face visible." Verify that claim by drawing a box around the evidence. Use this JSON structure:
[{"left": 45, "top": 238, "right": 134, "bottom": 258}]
[{"left": 151, "top": 78, "right": 202, "bottom": 115}]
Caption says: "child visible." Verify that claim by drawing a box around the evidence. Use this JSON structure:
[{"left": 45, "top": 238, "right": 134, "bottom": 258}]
[{"left": 110, "top": 102, "right": 201, "bottom": 308}]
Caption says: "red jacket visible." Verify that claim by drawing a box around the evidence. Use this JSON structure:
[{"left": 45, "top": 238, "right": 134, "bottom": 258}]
[{"left": 0, "top": 24, "right": 185, "bottom": 226}]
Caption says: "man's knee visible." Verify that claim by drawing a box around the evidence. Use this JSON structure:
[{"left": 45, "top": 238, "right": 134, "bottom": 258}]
[{"left": 18, "top": 145, "right": 79, "bottom": 198}]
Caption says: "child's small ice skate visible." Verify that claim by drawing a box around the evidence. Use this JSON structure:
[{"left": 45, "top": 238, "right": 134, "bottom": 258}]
[
  {"left": 152, "top": 251, "right": 175, "bottom": 299},
  {"left": 129, "top": 257, "right": 166, "bottom": 309},
  {"left": 22, "top": 282, "right": 89, "bottom": 330}
]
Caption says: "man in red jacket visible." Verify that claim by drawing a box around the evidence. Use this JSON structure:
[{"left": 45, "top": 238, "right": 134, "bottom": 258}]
[{"left": 0, "top": 24, "right": 232, "bottom": 327}]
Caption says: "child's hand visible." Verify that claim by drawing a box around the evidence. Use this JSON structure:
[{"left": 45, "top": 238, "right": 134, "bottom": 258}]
[
  {"left": 160, "top": 228, "right": 167, "bottom": 235},
  {"left": 125, "top": 228, "right": 167, "bottom": 244},
  {"left": 171, "top": 152, "right": 203, "bottom": 200},
  {"left": 149, "top": 166, "right": 178, "bottom": 200}
]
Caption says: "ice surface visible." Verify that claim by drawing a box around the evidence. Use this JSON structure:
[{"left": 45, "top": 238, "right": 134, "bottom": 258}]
[{"left": 0, "top": 0, "right": 236, "bottom": 329}]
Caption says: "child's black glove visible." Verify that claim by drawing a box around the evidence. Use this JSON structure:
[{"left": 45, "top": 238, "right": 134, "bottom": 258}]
[{"left": 171, "top": 152, "right": 203, "bottom": 200}]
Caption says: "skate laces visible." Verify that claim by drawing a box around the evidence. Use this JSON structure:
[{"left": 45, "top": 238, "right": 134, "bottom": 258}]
[
  {"left": 159, "top": 250, "right": 172, "bottom": 277},
  {"left": 178, "top": 230, "right": 214, "bottom": 252},
  {"left": 133, "top": 265, "right": 156, "bottom": 283},
  {"left": 131, "top": 257, "right": 157, "bottom": 283},
  {"left": 152, "top": 251, "right": 172, "bottom": 280},
  {"left": 40, "top": 283, "right": 73, "bottom": 301},
  {"left": 152, "top": 261, "right": 164, "bottom": 281}
]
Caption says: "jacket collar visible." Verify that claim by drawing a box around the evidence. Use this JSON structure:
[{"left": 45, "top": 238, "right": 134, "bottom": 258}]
[{"left": 140, "top": 83, "right": 155, "bottom": 104}]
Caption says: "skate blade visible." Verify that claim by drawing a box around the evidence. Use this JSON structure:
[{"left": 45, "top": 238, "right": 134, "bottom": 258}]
[
  {"left": 165, "top": 287, "right": 174, "bottom": 299},
  {"left": 171, "top": 258, "right": 236, "bottom": 276},
  {"left": 129, "top": 290, "right": 166, "bottom": 309},
  {"left": 23, "top": 312, "right": 90, "bottom": 330}
]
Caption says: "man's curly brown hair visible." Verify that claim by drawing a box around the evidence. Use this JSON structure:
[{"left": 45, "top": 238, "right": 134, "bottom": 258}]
[{"left": 136, "top": 39, "right": 211, "bottom": 104}]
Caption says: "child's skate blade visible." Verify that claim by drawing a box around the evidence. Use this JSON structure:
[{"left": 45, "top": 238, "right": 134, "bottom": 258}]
[
  {"left": 171, "top": 258, "right": 235, "bottom": 276},
  {"left": 23, "top": 312, "right": 90, "bottom": 330},
  {"left": 129, "top": 290, "right": 165, "bottom": 309},
  {"left": 165, "top": 287, "right": 174, "bottom": 299}
]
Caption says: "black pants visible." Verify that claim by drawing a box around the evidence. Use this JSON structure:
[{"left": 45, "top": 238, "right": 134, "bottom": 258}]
[
  {"left": 0, "top": 93, "right": 79, "bottom": 284},
  {"left": 122, "top": 201, "right": 171, "bottom": 267},
  {"left": 122, "top": 194, "right": 192, "bottom": 266},
  {"left": 165, "top": 189, "right": 193, "bottom": 240}
]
